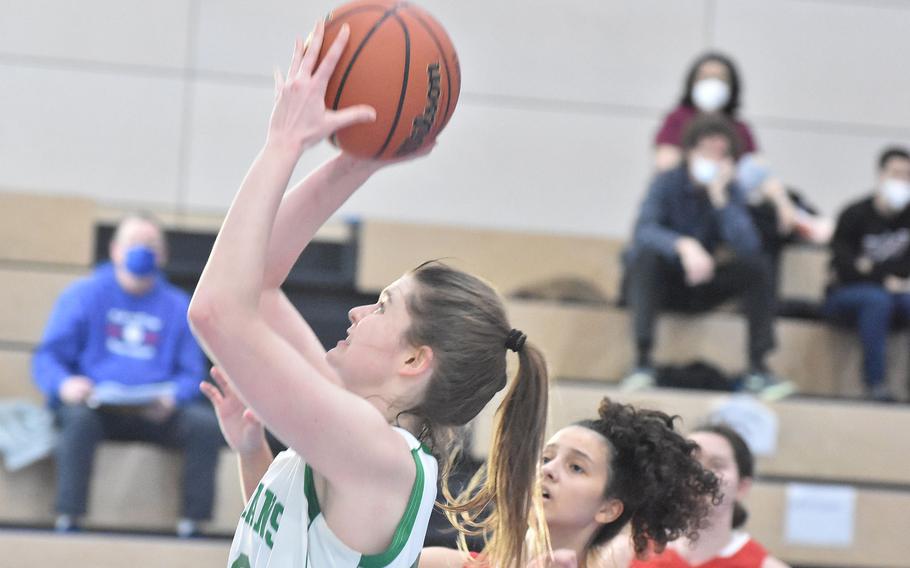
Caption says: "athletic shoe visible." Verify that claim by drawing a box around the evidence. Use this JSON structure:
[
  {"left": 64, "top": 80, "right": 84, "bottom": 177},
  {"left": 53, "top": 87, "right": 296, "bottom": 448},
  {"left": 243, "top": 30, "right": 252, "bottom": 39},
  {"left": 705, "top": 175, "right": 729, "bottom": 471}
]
[
  {"left": 741, "top": 370, "right": 796, "bottom": 401},
  {"left": 619, "top": 367, "right": 656, "bottom": 392}
]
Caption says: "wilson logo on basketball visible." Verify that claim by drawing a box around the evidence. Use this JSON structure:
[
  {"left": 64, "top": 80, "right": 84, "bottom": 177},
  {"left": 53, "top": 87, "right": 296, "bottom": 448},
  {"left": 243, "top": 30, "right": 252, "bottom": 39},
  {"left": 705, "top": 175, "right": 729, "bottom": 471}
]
[{"left": 396, "top": 62, "right": 441, "bottom": 156}]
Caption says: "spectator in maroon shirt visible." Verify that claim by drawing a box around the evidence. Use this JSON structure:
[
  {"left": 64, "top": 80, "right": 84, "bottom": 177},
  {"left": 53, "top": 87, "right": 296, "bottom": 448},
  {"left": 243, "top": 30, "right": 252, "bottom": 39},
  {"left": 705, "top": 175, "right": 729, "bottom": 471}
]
[{"left": 655, "top": 52, "right": 756, "bottom": 172}]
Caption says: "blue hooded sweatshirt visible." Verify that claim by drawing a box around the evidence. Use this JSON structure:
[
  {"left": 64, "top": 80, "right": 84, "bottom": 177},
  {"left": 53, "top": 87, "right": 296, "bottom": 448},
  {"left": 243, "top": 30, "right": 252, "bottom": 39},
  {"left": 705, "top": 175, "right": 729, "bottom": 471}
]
[{"left": 32, "top": 262, "right": 204, "bottom": 408}]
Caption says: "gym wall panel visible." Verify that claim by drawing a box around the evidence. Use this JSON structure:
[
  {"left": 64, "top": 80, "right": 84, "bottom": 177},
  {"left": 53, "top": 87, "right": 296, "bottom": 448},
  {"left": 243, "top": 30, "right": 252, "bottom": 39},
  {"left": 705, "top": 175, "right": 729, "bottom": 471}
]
[
  {"left": 335, "top": 102, "right": 657, "bottom": 236},
  {"left": 714, "top": 0, "right": 910, "bottom": 129},
  {"left": 0, "top": 65, "right": 184, "bottom": 206},
  {"left": 0, "top": 0, "right": 191, "bottom": 69},
  {"left": 194, "top": 0, "right": 321, "bottom": 77},
  {"left": 1, "top": 0, "right": 909, "bottom": 239},
  {"left": 181, "top": 80, "right": 339, "bottom": 211},
  {"left": 756, "top": 125, "right": 895, "bottom": 217},
  {"left": 193, "top": 0, "right": 707, "bottom": 113},
  {"left": 421, "top": 0, "right": 707, "bottom": 109}
]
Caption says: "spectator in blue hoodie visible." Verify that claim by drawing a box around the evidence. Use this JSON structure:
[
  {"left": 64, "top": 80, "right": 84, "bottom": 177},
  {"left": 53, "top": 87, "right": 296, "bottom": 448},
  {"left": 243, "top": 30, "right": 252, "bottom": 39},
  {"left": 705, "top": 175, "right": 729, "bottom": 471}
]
[{"left": 32, "top": 213, "right": 222, "bottom": 537}]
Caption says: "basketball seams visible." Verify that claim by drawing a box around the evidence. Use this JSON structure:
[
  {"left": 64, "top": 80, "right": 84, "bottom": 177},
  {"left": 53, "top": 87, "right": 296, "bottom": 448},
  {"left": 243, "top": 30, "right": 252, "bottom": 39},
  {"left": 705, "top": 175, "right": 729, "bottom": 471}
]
[
  {"left": 400, "top": 8, "right": 456, "bottom": 137},
  {"left": 320, "top": 0, "right": 457, "bottom": 158},
  {"left": 374, "top": 12, "right": 411, "bottom": 158},
  {"left": 329, "top": 8, "right": 398, "bottom": 112}
]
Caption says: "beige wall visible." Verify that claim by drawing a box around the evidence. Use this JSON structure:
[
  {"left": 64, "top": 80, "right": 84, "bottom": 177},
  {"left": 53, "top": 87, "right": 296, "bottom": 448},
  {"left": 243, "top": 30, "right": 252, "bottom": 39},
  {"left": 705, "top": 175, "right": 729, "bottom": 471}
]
[{"left": 1, "top": 0, "right": 908, "bottom": 237}]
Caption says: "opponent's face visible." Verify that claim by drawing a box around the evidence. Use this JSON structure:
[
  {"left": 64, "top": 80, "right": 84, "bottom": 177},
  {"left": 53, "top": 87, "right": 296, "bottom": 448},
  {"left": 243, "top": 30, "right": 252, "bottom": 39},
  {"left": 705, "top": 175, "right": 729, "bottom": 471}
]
[
  {"left": 326, "top": 275, "right": 419, "bottom": 396},
  {"left": 690, "top": 431, "right": 748, "bottom": 510},
  {"left": 540, "top": 426, "right": 620, "bottom": 531}
]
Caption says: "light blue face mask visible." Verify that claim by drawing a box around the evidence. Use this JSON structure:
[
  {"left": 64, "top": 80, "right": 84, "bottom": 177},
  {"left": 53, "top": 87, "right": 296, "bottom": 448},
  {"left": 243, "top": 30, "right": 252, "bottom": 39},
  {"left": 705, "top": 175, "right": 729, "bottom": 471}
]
[
  {"left": 689, "top": 156, "right": 720, "bottom": 186},
  {"left": 124, "top": 245, "right": 158, "bottom": 277},
  {"left": 736, "top": 155, "right": 770, "bottom": 196}
]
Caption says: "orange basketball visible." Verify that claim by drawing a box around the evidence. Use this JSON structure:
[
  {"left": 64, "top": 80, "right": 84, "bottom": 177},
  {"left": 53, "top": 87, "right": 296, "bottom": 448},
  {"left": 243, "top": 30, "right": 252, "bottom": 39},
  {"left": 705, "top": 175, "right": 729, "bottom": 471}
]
[{"left": 317, "top": 0, "right": 461, "bottom": 159}]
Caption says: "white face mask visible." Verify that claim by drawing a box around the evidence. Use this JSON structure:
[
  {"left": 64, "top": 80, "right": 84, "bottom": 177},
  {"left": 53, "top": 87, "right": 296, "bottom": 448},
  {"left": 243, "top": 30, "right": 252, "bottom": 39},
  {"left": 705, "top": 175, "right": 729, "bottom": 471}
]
[
  {"left": 690, "top": 156, "right": 720, "bottom": 186},
  {"left": 692, "top": 78, "right": 731, "bottom": 113},
  {"left": 880, "top": 178, "right": 910, "bottom": 211}
]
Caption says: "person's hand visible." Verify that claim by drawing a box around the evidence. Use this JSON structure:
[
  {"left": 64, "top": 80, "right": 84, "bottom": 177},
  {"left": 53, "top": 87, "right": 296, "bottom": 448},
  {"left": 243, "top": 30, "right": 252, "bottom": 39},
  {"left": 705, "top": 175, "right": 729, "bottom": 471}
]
[
  {"left": 266, "top": 22, "right": 376, "bottom": 156},
  {"left": 337, "top": 140, "right": 438, "bottom": 176},
  {"left": 706, "top": 157, "right": 735, "bottom": 208},
  {"left": 855, "top": 256, "right": 874, "bottom": 275},
  {"left": 59, "top": 376, "right": 94, "bottom": 405},
  {"left": 884, "top": 275, "right": 910, "bottom": 294},
  {"left": 141, "top": 394, "right": 176, "bottom": 423},
  {"left": 200, "top": 366, "right": 267, "bottom": 456},
  {"left": 676, "top": 238, "right": 715, "bottom": 286}
]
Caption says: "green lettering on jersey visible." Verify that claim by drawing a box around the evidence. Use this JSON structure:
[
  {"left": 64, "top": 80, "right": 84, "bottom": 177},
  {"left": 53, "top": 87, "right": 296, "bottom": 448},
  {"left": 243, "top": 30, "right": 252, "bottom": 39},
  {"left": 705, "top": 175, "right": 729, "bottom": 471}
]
[
  {"left": 266, "top": 501, "right": 284, "bottom": 549},
  {"left": 240, "top": 482, "right": 286, "bottom": 550},
  {"left": 230, "top": 553, "right": 251, "bottom": 568},
  {"left": 243, "top": 483, "right": 265, "bottom": 524},
  {"left": 253, "top": 489, "right": 276, "bottom": 537}
]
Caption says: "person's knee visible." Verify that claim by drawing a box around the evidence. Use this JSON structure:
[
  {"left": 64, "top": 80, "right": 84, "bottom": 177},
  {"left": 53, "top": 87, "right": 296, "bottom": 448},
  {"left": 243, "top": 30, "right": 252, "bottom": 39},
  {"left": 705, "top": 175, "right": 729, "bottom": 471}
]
[
  {"left": 626, "top": 247, "right": 671, "bottom": 286},
  {"left": 631, "top": 246, "right": 665, "bottom": 267},
  {"left": 57, "top": 405, "right": 103, "bottom": 437},
  {"left": 859, "top": 287, "right": 894, "bottom": 315},
  {"left": 735, "top": 253, "right": 771, "bottom": 278},
  {"left": 177, "top": 404, "right": 224, "bottom": 449}
]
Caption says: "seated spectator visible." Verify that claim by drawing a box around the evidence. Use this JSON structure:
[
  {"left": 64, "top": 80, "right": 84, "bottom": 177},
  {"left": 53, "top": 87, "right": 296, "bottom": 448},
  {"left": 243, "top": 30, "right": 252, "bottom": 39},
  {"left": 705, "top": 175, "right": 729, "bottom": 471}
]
[
  {"left": 654, "top": 51, "right": 758, "bottom": 172},
  {"left": 655, "top": 51, "right": 831, "bottom": 251},
  {"left": 621, "top": 116, "right": 793, "bottom": 400},
  {"left": 31, "top": 213, "right": 223, "bottom": 536},
  {"left": 824, "top": 146, "right": 910, "bottom": 402}
]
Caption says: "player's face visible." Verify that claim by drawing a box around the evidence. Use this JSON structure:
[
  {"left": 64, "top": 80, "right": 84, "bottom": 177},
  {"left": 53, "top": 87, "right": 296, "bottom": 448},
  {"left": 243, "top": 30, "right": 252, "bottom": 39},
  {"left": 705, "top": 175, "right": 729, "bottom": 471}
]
[
  {"left": 690, "top": 431, "right": 745, "bottom": 510},
  {"left": 539, "top": 426, "right": 614, "bottom": 531},
  {"left": 326, "top": 275, "right": 417, "bottom": 395}
]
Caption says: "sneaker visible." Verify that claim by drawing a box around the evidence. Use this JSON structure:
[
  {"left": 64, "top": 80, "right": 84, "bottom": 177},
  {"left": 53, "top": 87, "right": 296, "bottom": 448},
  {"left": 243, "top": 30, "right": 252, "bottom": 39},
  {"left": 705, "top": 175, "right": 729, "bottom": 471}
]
[
  {"left": 176, "top": 518, "right": 199, "bottom": 539},
  {"left": 865, "top": 384, "right": 897, "bottom": 403},
  {"left": 54, "top": 514, "right": 79, "bottom": 533},
  {"left": 619, "top": 367, "right": 656, "bottom": 392},
  {"left": 741, "top": 370, "right": 796, "bottom": 401}
]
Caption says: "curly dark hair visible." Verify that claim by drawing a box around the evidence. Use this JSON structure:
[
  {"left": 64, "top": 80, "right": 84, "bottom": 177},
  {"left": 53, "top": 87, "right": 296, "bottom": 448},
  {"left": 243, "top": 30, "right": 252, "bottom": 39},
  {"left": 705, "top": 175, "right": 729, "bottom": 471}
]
[{"left": 575, "top": 398, "right": 720, "bottom": 557}]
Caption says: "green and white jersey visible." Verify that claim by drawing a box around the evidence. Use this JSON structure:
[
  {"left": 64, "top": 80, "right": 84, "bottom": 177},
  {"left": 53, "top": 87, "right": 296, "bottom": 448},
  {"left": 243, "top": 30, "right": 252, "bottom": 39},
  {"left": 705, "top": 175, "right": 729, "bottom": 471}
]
[{"left": 227, "top": 427, "right": 438, "bottom": 568}]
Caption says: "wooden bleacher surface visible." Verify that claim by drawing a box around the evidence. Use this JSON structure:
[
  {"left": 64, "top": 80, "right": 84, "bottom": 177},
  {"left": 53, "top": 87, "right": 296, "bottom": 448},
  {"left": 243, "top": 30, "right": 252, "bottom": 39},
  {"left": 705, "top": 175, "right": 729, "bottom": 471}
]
[
  {"left": 477, "top": 386, "right": 910, "bottom": 487},
  {"left": 506, "top": 299, "right": 910, "bottom": 399},
  {"left": 0, "top": 531, "right": 228, "bottom": 567},
  {"left": 357, "top": 219, "right": 625, "bottom": 301}
]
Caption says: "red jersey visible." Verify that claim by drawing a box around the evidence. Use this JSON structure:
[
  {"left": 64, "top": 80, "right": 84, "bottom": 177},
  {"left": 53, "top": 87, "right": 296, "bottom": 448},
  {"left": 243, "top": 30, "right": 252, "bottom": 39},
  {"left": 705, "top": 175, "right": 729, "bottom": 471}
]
[{"left": 630, "top": 535, "right": 768, "bottom": 568}]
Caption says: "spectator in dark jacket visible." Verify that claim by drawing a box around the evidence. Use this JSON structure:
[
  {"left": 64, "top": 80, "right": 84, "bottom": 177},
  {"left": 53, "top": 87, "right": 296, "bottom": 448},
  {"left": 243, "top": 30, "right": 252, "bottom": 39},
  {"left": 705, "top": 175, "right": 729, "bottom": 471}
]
[
  {"left": 824, "top": 146, "right": 910, "bottom": 402},
  {"left": 622, "top": 116, "right": 793, "bottom": 400}
]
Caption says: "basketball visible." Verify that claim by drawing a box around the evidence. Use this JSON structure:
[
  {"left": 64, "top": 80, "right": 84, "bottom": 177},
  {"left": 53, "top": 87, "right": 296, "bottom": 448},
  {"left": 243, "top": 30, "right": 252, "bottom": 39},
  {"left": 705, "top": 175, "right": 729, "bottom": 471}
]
[{"left": 317, "top": 0, "right": 461, "bottom": 159}]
